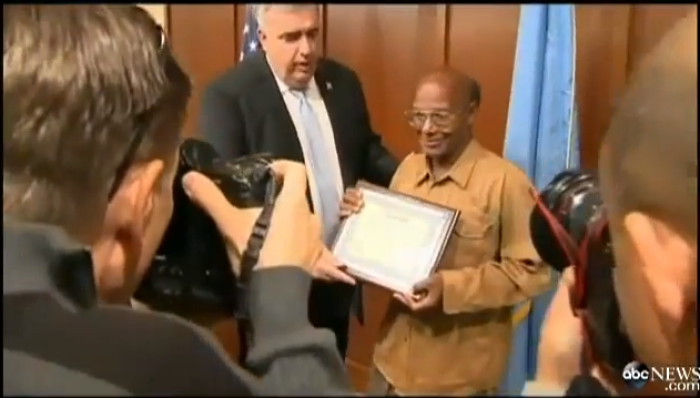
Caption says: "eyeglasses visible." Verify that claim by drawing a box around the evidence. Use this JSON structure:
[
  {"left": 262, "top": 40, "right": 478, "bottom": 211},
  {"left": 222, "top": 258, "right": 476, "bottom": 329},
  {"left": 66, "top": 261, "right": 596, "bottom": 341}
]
[
  {"left": 404, "top": 110, "right": 460, "bottom": 130},
  {"left": 107, "top": 24, "right": 167, "bottom": 200}
]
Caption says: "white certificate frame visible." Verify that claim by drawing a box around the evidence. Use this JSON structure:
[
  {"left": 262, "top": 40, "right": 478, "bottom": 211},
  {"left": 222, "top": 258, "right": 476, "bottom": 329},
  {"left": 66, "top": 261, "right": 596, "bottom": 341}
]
[{"left": 331, "top": 181, "right": 459, "bottom": 294}]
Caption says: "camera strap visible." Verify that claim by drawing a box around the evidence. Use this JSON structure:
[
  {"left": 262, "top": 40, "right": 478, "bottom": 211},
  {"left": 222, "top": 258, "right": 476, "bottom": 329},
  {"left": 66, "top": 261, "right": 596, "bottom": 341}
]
[
  {"left": 233, "top": 163, "right": 280, "bottom": 321},
  {"left": 233, "top": 204, "right": 275, "bottom": 320},
  {"left": 234, "top": 166, "right": 281, "bottom": 367},
  {"left": 233, "top": 188, "right": 278, "bottom": 368}
]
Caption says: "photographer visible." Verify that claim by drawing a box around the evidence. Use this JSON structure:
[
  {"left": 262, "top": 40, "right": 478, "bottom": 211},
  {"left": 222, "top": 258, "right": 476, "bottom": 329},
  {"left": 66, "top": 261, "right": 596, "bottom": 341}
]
[
  {"left": 524, "top": 10, "right": 697, "bottom": 396},
  {"left": 3, "top": 5, "right": 352, "bottom": 395}
]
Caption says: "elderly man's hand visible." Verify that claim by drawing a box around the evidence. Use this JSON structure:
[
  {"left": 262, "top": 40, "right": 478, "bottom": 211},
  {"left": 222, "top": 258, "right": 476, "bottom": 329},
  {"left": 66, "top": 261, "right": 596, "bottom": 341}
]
[
  {"left": 392, "top": 273, "right": 443, "bottom": 312},
  {"left": 182, "top": 160, "right": 323, "bottom": 273}
]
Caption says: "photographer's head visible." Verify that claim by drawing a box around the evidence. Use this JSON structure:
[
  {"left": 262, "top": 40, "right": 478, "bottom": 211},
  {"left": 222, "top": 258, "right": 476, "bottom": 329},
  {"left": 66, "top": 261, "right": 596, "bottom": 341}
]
[
  {"left": 3, "top": 5, "right": 192, "bottom": 303},
  {"left": 598, "top": 11, "right": 697, "bottom": 367}
]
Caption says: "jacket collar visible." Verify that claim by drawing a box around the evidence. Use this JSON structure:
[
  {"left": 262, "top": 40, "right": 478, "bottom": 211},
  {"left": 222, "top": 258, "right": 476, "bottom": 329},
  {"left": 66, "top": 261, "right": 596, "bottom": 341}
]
[
  {"left": 413, "top": 140, "right": 485, "bottom": 189},
  {"left": 3, "top": 221, "right": 97, "bottom": 310}
]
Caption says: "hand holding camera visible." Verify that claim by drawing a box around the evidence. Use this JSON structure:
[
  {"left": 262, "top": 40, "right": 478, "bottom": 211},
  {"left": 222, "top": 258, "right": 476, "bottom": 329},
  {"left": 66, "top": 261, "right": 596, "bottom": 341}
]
[
  {"left": 135, "top": 139, "right": 323, "bottom": 316},
  {"left": 530, "top": 170, "right": 635, "bottom": 388},
  {"left": 536, "top": 266, "right": 618, "bottom": 393},
  {"left": 182, "top": 160, "right": 323, "bottom": 271},
  {"left": 534, "top": 267, "right": 584, "bottom": 387}
]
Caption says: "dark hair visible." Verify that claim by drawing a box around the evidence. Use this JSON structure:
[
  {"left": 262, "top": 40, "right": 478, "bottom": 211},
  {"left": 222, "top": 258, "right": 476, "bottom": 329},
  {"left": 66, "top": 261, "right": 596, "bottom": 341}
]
[{"left": 3, "top": 5, "right": 192, "bottom": 233}]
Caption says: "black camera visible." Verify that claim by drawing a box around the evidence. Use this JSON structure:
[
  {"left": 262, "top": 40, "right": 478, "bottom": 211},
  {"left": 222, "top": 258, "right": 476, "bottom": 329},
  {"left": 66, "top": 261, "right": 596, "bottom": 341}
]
[
  {"left": 134, "top": 138, "right": 280, "bottom": 317},
  {"left": 529, "top": 170, "right": 635, "bottom": 376}
]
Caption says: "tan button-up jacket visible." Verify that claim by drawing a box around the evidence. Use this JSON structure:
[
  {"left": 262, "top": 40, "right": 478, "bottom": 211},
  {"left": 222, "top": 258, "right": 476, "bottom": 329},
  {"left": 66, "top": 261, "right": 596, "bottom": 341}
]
[{"left": 373, "top": 141, "right": 552, "bottom": 395}]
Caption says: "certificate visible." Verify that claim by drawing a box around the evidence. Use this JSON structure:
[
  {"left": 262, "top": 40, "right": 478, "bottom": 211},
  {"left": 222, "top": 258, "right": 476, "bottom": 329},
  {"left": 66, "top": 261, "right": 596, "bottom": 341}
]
[{"left": 331, "top": 181, "right": 459, "bottom": 294}]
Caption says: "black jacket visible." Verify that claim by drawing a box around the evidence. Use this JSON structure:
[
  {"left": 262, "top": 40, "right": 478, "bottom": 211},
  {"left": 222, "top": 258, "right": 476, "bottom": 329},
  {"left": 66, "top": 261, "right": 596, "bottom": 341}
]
[
  {"left": 565, "top": 375, "right": 611, "bottom": 396},
  {"left": 200, "top": 52, "right": 398, "bottom": 322},
  {"left": 523, "top": 375, "right": 612, "bottom": 396},
  {"left": 200, "top": 52, "right": 397, "bottom": 191},
  {"left": 3, "top": 222, "right": 354, "bottom": 395}
]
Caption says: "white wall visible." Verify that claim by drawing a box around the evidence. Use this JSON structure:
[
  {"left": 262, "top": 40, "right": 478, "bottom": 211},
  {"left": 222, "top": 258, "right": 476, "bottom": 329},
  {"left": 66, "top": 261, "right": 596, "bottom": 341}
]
[{"left": 138, "top": 4, "right": 167, "bottom": 32}]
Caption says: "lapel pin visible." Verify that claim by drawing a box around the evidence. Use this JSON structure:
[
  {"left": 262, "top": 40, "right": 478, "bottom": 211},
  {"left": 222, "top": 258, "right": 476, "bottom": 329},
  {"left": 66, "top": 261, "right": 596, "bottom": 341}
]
[{"left": 326, "top": 82, "right": 333, "bottom": 91}]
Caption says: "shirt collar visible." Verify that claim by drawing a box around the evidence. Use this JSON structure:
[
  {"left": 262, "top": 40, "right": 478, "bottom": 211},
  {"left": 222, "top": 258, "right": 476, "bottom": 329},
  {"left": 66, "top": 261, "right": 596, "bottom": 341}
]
[{"left": 414, "top": 140, "right": 484, "bottom": 189}]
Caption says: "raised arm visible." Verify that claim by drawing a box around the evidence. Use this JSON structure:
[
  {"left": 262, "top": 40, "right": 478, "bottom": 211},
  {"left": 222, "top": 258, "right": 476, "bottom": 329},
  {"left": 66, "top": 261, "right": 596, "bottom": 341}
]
[
  {"left": 137, "top": 268, "right": 354, "bottom": 395},
  {"left": 246, "top": 268, "right": 354, "bottom": 395}
]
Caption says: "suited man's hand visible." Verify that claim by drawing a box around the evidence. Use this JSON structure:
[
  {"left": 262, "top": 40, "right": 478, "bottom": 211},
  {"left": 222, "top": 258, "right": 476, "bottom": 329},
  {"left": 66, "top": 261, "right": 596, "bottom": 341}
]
[
  {"left": 311, "top": 247, "right": 355, "bottom": 285},
  {"left": 339, "top": 187, "right": 364, "bottom": 218},
  {"left": 182, "top": 160, "right": 323, "bottom": 272}
]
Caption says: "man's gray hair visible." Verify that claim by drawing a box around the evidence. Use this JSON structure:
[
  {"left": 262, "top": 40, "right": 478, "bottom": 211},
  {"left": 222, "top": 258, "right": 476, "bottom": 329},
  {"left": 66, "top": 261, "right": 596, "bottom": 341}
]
[{"left": 251, "top": 4, "right": 319, "bottom": 29}]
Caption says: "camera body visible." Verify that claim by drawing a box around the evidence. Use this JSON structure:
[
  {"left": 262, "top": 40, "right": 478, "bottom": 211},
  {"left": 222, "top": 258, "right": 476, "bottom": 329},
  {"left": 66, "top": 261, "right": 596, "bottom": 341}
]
[
  {"left": 530, "top": 170, "right": 636, "bottom": 375},
  {"left": 134, "top": 138, "right": 278, "bottom": 315}
]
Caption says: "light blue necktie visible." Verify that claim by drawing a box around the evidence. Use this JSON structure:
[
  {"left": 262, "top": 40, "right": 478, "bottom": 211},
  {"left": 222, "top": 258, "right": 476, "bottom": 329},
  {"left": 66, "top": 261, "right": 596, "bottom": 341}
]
[{"left": 292, "top": 90, "right": 341, "bottom": 244}]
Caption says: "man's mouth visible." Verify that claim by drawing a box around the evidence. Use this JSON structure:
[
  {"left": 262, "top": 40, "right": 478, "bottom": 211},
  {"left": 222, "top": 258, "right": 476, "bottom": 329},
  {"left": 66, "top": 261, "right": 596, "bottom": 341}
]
[
  {"left": 423, "top": 138, "right": 446, "bottom": 149},
  {"left": 294, "top": 61, "right": 312, "bottom": 72}
]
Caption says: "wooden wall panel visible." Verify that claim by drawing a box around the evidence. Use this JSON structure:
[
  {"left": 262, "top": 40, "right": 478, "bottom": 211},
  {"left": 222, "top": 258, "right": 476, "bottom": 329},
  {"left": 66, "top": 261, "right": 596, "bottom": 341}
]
[
  {"left": 627, "top": 5, "right": 697, "bottom": 75},
  {"left": 575, "top": 5, "right": 632, "bottom": 168},
  {"left": 446, "top": 5, "right": 520, "bottom": 156},
  {"left": 326, "top": 5, "right": 448, "bottom": 157},
  {"left": 166, "top": 4, "right": 688, "bottom": 392},
  {"left": 169, "top": 5, "right": 240, "bottom": 138},
  {"left": 139, "top": 4, "right": 168, "bottom": 30}
]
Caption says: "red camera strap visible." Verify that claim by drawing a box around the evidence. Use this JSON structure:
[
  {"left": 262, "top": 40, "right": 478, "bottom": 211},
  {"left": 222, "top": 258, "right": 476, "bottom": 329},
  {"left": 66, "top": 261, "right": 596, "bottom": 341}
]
[{"left": 530, "top": 190, "right": 619, "bottom": 382}]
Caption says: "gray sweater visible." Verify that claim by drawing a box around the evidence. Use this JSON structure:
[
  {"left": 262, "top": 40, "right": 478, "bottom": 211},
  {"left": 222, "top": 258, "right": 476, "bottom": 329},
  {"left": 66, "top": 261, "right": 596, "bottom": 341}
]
[{"left": 3, "top": 222, "right": 353, "bottom": 396}]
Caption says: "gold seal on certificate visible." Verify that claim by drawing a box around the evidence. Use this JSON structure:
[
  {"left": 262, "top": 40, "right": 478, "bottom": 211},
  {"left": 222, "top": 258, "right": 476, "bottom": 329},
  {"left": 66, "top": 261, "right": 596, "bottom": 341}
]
[{"left": 331, "top": 181, "right": 460, "bottom": 294}]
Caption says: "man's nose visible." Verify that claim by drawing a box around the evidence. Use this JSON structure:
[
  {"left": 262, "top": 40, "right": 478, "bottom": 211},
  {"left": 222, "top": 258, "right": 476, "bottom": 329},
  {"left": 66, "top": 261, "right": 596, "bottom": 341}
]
[
  {"left": 419, "top": 118, "right": 438, "bottom": 134},
  {"left": 299, "top": 36, "right": 313, "bottom": 55}
]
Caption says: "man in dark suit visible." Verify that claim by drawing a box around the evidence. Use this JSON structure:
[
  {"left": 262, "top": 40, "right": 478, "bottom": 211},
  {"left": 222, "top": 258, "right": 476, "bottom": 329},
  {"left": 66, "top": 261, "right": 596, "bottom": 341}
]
[{"left": 200, "top": 4, "right": 398, "bottom": 359}]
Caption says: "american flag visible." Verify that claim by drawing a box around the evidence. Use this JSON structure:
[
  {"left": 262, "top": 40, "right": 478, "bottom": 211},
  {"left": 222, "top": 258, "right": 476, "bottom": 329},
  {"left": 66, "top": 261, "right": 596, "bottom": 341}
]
[{"left": 239, "top": 6, "right": 260, "bottom": 61}]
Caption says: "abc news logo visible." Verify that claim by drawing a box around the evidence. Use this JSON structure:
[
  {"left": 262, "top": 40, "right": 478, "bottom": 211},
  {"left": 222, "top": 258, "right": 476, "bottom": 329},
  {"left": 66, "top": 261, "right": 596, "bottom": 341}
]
[{"left": 622, "top": 361, "right": 700, "bottom": 391}]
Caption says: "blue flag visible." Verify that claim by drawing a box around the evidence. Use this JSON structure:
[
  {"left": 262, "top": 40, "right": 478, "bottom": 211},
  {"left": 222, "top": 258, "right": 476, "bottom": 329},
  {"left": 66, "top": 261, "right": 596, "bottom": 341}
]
[
  {"left": 240, "top": 5, "right": 261, "bottom": 61},
  {"left": 499, "top": 5, "right": 579, "bottom": 395}
]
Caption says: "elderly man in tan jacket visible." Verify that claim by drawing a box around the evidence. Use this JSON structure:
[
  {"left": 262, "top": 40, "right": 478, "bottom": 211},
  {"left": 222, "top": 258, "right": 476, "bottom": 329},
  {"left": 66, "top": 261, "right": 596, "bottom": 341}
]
[{"left": 341, "top": 68, "right": 552, "bottom": 396}]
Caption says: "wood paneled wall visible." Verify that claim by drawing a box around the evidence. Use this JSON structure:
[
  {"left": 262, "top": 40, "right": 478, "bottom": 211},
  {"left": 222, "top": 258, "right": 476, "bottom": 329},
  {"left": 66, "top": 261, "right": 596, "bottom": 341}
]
[
  {"left": 165, "top": 4, "right": 695, "bottom": 391},
  {"left": 138, "top": 4, "right": 167, "bottom": 30}
]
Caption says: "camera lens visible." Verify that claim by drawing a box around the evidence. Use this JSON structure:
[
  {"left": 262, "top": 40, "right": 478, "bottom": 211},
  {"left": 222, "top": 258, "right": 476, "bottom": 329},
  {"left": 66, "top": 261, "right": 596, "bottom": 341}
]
[{"left": 529, "top": 170, "right": 600, "bottom": 272}]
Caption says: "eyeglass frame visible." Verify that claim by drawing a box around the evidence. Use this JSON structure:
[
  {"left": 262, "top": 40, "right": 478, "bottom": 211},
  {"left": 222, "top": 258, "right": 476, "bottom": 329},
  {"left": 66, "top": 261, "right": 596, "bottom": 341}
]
[
  {"left": 404, "top": 108, "right": 468, "bottom": 131},
  {"left": 106, "top": 24, "right": 168, "bottom": 200}
]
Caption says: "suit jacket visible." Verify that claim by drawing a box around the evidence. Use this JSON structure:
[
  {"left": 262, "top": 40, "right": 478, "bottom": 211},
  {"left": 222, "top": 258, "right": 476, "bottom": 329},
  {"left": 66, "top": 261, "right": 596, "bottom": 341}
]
[{"left": 199, "top": 52, "right": 398, "bottom": 321}]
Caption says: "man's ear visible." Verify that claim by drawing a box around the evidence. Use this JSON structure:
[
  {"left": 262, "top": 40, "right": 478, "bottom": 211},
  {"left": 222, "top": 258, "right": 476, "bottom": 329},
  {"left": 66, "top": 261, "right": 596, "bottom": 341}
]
[
  {"left": 94, "top": 159, "right": 165, "bottom": 297},
  {"left": 466, "top": 101, "right": 478, "bottom": 126},
  {"left": 624, "top": 212, "right": 694, "bottom": 318},
  {"left": 129, "top": 160, "right": 165, "bottom": 232}
]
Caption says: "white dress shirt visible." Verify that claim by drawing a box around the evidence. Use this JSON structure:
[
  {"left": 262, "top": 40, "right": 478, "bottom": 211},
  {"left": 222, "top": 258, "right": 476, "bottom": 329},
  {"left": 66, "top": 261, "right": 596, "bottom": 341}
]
[{"left": 269, "top": 69, "right": 344, "bottom": 224}]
